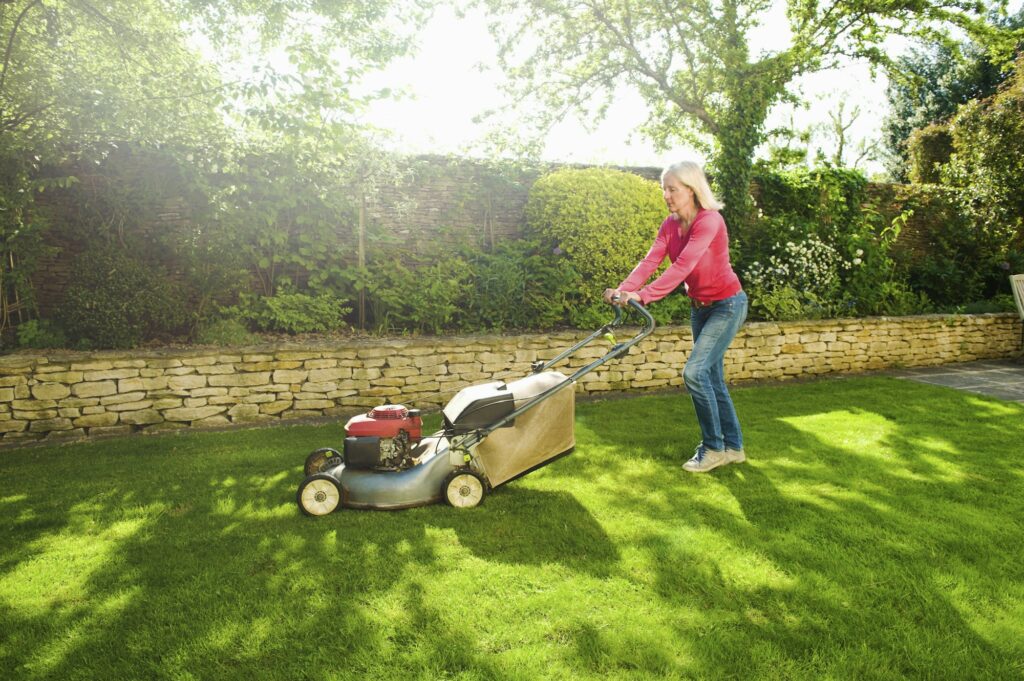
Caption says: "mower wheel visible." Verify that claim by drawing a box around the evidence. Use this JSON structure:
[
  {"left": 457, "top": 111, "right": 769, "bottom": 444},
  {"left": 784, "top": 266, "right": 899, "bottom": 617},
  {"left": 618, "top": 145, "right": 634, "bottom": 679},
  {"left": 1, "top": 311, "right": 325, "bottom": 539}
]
[
  {"left": 443, "top": 470, "right": 487, "bottom": 508},
  {"left": 297, "top": 474, "right": 343, "bottom": 516},
  {"left": 304, "top": 448, "right": 342, "bottom": 477}
]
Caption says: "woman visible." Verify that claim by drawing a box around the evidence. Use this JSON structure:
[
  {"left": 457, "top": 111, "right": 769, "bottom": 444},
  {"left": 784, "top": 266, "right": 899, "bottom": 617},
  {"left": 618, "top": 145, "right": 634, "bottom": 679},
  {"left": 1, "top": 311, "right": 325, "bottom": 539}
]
[{"left": 604, "top": 161, "right": 748, "bottom": 473}]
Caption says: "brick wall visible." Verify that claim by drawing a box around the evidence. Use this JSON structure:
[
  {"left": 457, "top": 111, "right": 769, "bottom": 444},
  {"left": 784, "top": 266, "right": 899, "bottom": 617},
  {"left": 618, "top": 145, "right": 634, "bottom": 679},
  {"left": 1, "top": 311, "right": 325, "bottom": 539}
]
[{"left": 1, "top": 313, "right": 1018, "bottom": 448}]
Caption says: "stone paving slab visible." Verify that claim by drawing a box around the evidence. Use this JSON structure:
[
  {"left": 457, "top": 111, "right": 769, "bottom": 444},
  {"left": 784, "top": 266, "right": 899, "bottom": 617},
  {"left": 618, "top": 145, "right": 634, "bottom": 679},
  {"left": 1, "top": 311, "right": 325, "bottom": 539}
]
[{"left": 892, "top": 359, "right": 1024, "bottom": 403}]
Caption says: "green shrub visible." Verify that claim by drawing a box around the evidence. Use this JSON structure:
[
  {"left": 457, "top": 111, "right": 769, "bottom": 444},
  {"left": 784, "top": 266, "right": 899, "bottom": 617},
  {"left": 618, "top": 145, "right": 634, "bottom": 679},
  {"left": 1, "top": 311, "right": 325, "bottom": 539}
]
[
  {"left": 906, "top": 123, "right": 953, "bottom": 184},
  {"left": 961, "top": 294, "right": 1017, "bottom": 314},
  {"left": 938, "top": 55, "right": 1024, "bottom": 302},
  {"left": 742, "top": 167, "right": 932, "bottom": 319},
  {"left": 234, "top": 291, "right": 351, "bottom": 334},
  {"left": 194, "top": 318, "right": 260, "bottom": 346},
  {"left": 15, "top": 319, "right": 67, "bottom": 349},
  {"left": 525, "top": 167, "right": 665, "bottom": 325},
  {"left": 366, "top": 256, "right": 471, "bottom": 335},
  {"left": 459, "top": 240, "right": 580, "bottom": 331},
  {"left": 60, "top": 246, "right": 187, "bottom": 349}
]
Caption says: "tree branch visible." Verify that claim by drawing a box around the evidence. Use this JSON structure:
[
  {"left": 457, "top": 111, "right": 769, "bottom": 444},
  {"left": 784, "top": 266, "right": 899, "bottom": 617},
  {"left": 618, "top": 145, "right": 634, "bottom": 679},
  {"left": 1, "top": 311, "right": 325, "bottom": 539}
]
[{"left": 0, "top": 0, "right": 43, "bottom": 97}]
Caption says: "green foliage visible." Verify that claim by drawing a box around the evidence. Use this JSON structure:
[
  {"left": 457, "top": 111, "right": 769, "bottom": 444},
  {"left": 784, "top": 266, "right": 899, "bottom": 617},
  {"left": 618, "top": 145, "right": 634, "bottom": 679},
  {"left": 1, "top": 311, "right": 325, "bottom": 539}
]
[
  {"left": 232, "top": 291, "right": 351, "bottom": 335},
  {"left": 0, "top": 153, "right": 63, "bottom": 332},
  {"left": 525, "top": 168, "right": 665, "bottom": 325},
  {"left": 894, "top": 58, "right": 1024, "bottom": 307},
  {"left": 741, "top": 167, "right": 933, "bottom": 320},
  {"left": 961, "top": 294, "right": 1017, "bottom": 314},
  {"left": 459, "top": 240, "right": 580, "bottom": 332},
  {"left": 906, "top": 123, "right": 954, "bottom": 184},
  {"left": 366, "top": 256, "right": 472, "bottom": 335},
  {"left": 194, "top": 318, "right": 260, "bottom": 346},
  {"left": 882, "top": 10, "right": 1024, "bottom": 181},
  {"left": 60, "top": 246, "right": 188, "bottom": 349},
  {"left": 480, "top": 0, "right": 1004, "bottom": 228},
  {"left": 1, "top": 0, "right": 429, "bottom": 343},
  {"left": 15, "top": 319, "right": 66, "bottom": 350}
]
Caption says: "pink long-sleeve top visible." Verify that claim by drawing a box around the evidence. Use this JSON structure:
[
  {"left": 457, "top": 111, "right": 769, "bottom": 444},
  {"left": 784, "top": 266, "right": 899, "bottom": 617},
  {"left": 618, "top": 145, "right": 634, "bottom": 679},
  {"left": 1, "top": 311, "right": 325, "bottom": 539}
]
[{"left": 618, "top": 209, "right": 742, "bottom": 305}]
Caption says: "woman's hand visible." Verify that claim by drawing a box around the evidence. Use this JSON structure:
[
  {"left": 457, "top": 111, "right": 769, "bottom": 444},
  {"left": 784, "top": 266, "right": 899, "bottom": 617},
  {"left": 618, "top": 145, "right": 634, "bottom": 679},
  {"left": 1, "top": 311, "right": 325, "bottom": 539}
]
[
  {"left": 615, "top": 290, "right": 642, "bottom": 306},
  {"left": 604, "top": 288, "right": 641, "bottom": 306}
]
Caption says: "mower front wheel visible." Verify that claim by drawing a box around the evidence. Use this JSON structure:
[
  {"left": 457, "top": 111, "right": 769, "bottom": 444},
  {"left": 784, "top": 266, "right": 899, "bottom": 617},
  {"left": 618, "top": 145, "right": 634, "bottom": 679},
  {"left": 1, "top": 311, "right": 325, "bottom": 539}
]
[
  {"left": 297, "top": 474, "right": 343, "bottom": 516},
  {"left": 304, "top": 447, "right": 342, "bottom": 476},
  {"left": 443, "top": 470, "right": 487, "bottom": 508}
]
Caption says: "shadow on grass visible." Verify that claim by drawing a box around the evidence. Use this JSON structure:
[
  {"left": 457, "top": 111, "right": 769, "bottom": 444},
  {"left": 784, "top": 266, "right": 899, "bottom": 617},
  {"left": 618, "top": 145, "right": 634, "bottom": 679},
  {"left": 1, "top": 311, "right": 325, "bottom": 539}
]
[
  {"left": 571, "top": 377, "right": 1024, "bottom": 678},
  {"left": 0, "top": 423, "right": 619, "bottom": 679},
  {"left": 2, "top": 378, "right": 1023, "bottom": 679}
]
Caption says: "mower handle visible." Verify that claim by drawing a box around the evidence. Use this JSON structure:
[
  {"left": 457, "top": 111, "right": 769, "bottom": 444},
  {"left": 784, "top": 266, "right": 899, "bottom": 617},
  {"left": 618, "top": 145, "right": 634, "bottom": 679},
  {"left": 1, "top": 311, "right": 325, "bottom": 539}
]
[
  {"left": 465, "top": 297, "right": 656, "bottom": 450},
  {"left": 530, "top": 298, "right": 655, "bottom": 375}
]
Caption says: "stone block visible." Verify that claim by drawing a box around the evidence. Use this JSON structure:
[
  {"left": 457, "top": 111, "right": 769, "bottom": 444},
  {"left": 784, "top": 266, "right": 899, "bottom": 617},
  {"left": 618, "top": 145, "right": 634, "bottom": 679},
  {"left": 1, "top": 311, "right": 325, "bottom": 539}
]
[
  {"left": 168, "top": 375, "right": 208, "bottom": 390},
  {"left": 70, "top": 360, "right": 114, "bottom": 371},
  {"left": 29, "top": 417, "right": 74, "bottom": 432},
  {"left": 163, "top": 405, "right": 228, "bottom": 422},
  {"left": 72, "top": 381, "right": 117, "bottom": 398},
  {"left": 74, "top": 412, "right": 120, "bottom": 428},
  {"left": 300, "top": 382, "right": 337, "bottom": 393},
  {"left": 83, "top": 369, "right": 140, "bottom": 381},
  {"left": 274, "top": 369, "right": 309, "bottom": 384},
  {"left": 195, "top": 365, "right": 236, "bottom": 375},
  {"left": 108, "top": 400, "right": 154, "bottom": 413},
  {"left": 12, "top": 398, "right": 57, "bottom": 411},
  {"left": 308, "top": 368, "right": 352, "bottom": 382},
  {"left": 118, "top": 376, "right": 170, "bottom": 393},
  {"left": 0, "top": 420, "right": 28, "bottom": 433},
  {"left": 100, "top": 392, "right": 147, "bottom": 406},
  {"left": 182, "top": 356, "right": 218, "bottom": 367},
  {"left": 275, "top": 351, "right": 321, "bottom": 361},
  {"left": 294, "top": 399, "right": 335, "bottom": 410},
  {"left": 208, "top": 372, "right": 272, "bottom": 387},
  {"left": 193, "top": 415, "right": 231, "bottom": 427},
  {"left": 260, "top": 400, "right": 294, "bottom": 415}
]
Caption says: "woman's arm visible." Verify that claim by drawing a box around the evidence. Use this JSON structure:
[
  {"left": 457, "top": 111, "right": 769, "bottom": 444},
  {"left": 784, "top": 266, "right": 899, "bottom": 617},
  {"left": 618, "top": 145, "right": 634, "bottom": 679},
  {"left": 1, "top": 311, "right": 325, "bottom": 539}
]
[
  {"left": 636, "top": 212, "right": 722, "bottom": 304},
  {"left": 618, "top": 226, "right": 669, "bottom": 292}
]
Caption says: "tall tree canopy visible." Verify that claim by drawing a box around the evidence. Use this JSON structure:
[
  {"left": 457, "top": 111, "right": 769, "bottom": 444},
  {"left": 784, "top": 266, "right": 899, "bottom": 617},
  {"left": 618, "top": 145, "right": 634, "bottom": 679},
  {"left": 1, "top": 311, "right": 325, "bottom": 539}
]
[
  {"left": 0, "top": 0, "right": 430, "bottom": 161},
  {"left": 477, "top": 0, "right": 1016, "bottom": 228},
  {"left": 0, "top": 0, "right": 431, "bottom": 332},
  {"left": 882, "top": 7, "right": 1023, "bottom": 181}
]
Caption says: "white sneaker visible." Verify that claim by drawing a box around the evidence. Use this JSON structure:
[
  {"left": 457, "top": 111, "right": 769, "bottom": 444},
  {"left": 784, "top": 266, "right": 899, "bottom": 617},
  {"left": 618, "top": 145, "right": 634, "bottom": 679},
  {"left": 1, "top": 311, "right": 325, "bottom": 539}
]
[
  {"left": 683, "top": 444, "right": 731, "bottom": 473},
  {"left": 724, "top": 447, "right": 746, "bottom": 463}
]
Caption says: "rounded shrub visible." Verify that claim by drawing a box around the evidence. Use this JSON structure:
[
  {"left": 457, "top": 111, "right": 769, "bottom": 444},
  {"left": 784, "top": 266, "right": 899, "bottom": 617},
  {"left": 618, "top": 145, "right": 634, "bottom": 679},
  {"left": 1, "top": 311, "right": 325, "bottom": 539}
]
[{"left": 525, "top": 168, "right": 665, "bottom": 325}]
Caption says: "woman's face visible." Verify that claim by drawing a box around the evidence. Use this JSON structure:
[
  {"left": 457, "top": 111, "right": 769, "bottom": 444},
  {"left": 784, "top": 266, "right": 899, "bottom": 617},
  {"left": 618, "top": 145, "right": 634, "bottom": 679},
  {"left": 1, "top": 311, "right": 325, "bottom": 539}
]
[{"left": 662, "top": 174, "right": 695, "bottom": 216}]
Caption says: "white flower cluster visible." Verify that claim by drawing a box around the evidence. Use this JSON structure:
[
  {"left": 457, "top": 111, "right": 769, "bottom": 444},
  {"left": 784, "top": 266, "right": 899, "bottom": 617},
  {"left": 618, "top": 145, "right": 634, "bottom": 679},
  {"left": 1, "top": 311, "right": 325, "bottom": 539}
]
[{"left": 744, "top": 235, "right": 851, "bottom": 297}]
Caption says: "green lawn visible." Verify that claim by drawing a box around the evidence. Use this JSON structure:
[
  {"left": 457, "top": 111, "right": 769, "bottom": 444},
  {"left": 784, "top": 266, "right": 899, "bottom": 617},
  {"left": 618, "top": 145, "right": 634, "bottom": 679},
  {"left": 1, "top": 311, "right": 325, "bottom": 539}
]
[{"left": 2, "top": 376, "right": 1023, "bottom": 680}]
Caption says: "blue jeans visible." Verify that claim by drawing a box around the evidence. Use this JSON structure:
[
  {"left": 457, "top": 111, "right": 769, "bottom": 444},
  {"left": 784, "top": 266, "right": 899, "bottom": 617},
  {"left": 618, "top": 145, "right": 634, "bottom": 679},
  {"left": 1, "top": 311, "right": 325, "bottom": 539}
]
[{"left": 683, "top": 290, "right": 748, "bottom": 451}]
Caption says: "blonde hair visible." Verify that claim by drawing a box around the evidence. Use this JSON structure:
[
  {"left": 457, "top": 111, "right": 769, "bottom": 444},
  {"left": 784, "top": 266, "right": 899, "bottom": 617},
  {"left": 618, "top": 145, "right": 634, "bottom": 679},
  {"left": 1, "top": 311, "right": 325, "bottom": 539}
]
[{"left": 661, "top": 161, "right": 724, "bottom": 211}]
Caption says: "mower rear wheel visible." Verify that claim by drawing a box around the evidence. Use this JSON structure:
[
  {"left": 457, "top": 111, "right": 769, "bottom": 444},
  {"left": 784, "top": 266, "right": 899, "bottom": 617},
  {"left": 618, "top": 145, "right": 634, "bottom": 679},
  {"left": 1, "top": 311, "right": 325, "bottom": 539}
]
[
  {"left": 304, "top": 447, "right": 342, "bottom": 477},
  {"left": 443, "top": 470, "right": 486, "bottom": 508},
  {"left": 297, "top": 474, "right": 343, "bottom": 516}
]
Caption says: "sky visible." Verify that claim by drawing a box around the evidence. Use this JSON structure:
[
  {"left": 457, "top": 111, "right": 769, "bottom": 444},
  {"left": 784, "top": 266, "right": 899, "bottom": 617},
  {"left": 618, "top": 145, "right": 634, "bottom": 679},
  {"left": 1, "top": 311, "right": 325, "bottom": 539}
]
[{"left": 363, "top": 5, "right": 894, "bottom": 174}]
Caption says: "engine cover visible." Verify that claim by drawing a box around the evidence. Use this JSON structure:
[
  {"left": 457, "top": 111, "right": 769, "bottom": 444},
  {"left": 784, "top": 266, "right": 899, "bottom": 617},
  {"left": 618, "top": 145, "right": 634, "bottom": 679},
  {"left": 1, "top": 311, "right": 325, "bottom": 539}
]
[
  {"left": 344, "top": 405, "right": 422, "bottom": 470},
  {"left": 346, "top": 404, "right": 422, "bottom": 440}
]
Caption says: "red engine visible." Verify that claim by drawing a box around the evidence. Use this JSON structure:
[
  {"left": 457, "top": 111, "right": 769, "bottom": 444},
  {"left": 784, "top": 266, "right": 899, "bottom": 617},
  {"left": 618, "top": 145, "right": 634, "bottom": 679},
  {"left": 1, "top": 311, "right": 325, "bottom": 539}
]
[{"left": 343, "top": 404, "right": 423, "bottom": 470}]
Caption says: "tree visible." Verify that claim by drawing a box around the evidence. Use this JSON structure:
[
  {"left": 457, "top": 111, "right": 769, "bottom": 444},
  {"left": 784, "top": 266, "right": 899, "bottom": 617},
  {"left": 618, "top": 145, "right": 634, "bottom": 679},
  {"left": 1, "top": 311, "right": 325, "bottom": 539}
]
[
  {"left": 881, "top": 7, "right": 1023, "bottom": 181},
  {"left": 476, "top": 0, "right": 1014, "bottom": 229},
  {"left": 0, "top": 0, "right": 431, "bottom": 336}
]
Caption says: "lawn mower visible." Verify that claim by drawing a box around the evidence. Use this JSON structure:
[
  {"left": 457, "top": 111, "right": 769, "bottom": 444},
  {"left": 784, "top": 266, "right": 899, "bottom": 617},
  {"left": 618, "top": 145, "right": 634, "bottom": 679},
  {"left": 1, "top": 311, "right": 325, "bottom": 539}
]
[{"left": 296, "top": 299, "right": 654, "bottom": 516}]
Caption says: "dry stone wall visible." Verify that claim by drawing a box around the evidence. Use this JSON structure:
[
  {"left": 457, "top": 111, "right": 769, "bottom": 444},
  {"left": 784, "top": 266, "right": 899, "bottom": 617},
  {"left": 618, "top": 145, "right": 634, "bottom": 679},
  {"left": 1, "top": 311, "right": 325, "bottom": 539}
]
[{"left": 1, "top": 313, "right": 1018, "bottom": 447}]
